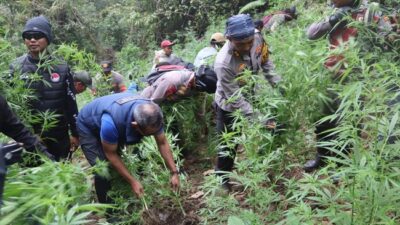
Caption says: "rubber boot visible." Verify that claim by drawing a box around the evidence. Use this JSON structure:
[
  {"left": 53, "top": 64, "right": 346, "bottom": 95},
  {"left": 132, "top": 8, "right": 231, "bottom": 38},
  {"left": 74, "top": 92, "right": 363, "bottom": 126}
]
[{"left": 304, "top": 153, "right": 326, "bottom": 172}]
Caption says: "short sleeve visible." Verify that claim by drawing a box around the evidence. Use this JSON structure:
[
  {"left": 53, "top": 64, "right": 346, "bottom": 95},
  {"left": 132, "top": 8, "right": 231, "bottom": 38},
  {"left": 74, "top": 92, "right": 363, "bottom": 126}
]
[
  {"left": 155, "top": 125, "right": 164, "bottom": 136},
  {"left": 100, "top": 113, "right": 119, "bottom": 144}
]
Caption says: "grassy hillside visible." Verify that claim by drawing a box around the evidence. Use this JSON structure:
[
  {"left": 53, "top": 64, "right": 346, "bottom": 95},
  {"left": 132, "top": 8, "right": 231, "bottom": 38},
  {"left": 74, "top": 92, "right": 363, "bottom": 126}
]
[{"left": 1, "top": 0, "right": 400, "bottom": 224}]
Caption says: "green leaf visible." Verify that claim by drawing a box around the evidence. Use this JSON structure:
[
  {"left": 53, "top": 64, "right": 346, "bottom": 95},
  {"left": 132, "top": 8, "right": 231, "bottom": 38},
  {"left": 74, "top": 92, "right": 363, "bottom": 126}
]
[
  {"left": 388, "top": 112, "right": 398, "bottom": 136},
  {"left": 239, "top": 0, "right": 266, "bottom": 14},
  {"left": 228, "top": 216, "right": 246, "bottom": 225}
]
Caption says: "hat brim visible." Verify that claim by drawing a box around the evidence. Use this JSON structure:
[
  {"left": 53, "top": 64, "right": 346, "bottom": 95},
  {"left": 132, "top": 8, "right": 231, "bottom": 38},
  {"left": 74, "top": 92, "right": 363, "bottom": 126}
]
[{"left": 162, "top": 43, "right": 175, "bottom": 48}]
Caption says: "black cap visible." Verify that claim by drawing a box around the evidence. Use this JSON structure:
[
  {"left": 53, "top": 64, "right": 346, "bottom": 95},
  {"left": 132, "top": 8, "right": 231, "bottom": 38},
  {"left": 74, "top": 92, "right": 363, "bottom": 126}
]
[
  {"left": 22, "top": 15, "right": 53, "bottom": 44},
  {"left": 73, "top": 71, "right": 93, "bottom": 89},
  {"left": 101, "top": 60, "right": 113, "bottom": 73}
]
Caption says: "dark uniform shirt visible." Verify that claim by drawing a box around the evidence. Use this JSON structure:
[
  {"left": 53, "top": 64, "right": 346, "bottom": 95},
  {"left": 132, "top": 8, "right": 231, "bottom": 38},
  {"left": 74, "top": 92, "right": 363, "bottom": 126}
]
[
  {"left": 9, "top": 54, "right": 78, "bottom": 138},
  {"left": 0, "top": 95, "right": 40, "bottom": 152}
]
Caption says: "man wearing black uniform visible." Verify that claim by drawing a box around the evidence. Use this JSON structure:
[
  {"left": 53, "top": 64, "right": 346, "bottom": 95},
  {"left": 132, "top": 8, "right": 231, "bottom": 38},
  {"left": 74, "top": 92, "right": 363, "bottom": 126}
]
[
  {"left": 1, "top": 95, "right": 54, "bottom": 204},
  {"left": 0, "top": 95, "right": 53, "bottom": 158},
  {"left": 9, "top": 16, "right": 79, "bottom": 161}
]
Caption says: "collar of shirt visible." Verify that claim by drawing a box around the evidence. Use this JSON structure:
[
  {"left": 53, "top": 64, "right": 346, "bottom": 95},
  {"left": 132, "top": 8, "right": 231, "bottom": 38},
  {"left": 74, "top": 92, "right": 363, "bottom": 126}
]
[{"left": 228, "top": 42, "right": 251, "bottom": 61}]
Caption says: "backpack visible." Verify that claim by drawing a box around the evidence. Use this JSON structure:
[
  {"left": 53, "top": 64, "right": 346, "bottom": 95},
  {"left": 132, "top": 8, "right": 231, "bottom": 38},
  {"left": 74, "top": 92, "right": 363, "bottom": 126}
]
[
  {"left": 194, "top": 65, "right": 217, "bottom": 93},
  {"left": 146, "top": 61, "right": 195, "bottom": 85},
  {"left": 146, "top": 65, "right": 185, "bottom": 85}
]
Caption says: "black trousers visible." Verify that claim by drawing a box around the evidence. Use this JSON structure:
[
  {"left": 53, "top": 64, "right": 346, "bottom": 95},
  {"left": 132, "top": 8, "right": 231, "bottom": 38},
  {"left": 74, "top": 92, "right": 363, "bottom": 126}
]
[
  {"left": 315, "top": 90, "right": 341, "bottom": 156},
  {"left": 215, "top": 105, "right": 238, "bottom": 175},
  {"left": 77, "top": 123, "right": 112, "bottom": 204},
  {"left": 40, "top": 128, "right": 71, "bottom": 162}
]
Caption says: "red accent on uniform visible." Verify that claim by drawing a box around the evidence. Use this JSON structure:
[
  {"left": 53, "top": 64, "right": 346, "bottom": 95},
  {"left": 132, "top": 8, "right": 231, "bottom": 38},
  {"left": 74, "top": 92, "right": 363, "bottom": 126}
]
[
  {"left": 157, "top": 65, "right": 185, "bottom": 71},
  {"left": 165, "top": 85, "right": 177, "bottom": 98},
  {"left": 325, "top": 10, "right": 366, "bottom": 69},
  {"left": 119, "top": 85, "right": 127, "bottom": 92},
  {"left": 51, "top": 73, "right": 60, "bottom": 82}
]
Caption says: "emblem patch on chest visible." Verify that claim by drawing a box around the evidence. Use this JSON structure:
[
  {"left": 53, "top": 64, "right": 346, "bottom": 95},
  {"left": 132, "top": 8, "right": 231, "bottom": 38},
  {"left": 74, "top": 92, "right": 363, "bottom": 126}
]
[
  {"left": 238, "top": 63, "right": 247, "bottom": 72},
  {"left": 50, "top": 73, "right": 60, "bottom": 82}
]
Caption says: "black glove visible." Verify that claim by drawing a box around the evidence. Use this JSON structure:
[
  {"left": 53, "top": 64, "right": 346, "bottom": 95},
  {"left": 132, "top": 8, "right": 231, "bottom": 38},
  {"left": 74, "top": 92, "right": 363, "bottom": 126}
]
[
  {"left": 329, "top": 7, "right": 352, "bottom": 26},
  {"left": 35, "top": 143, "right": 55, "bottom": 161},
  {"left": 26, "top": 142, "right": 55, "bottom": 161}
]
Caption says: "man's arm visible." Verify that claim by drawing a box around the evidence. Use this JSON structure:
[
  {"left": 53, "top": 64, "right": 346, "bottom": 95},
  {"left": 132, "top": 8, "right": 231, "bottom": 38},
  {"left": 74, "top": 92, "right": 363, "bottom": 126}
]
[
  {"left": 153, "top": 132, "right": 180, "bottom": 191},
  {"left": 100, "top": 114, "right": 144, "bottom": 197},
  {"left": 142, "top": 76, "right": 178, "bottom": 103},
  {"left": 257, "top": 39, "right": 282, "bottom": 86},
  {"left": 0, "top": 96, "right": 53, "bottom": 160},
  {"left": 270, "top": 14, "right": 286, "bottom": 32},
  {"left": 0, "top": 96, "right": 37, "bottom": 151},
  {"left": 306, "top": 18, "right": 332, "bottom": 40},
  {"left": 307, "top": 6, "right": 353, "bottom": 40},
  {"left": 262, "top": 59, "right": 282, "bottom": 86},
  {"left": 102, "top": 141, "right": 144, "bottom": 197}
]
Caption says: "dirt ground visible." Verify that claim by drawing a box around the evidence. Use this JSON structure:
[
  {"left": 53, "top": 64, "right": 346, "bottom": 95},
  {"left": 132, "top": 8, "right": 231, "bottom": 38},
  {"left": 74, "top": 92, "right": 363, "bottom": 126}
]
[
  {"left": 140, "top": 146, "right": 211, "bottom": 225},
  {"left": 84, "top": 143, "right": 212, "bottom": 225},
  {"left": 85, "top": 142, "right": 306, "bottom": 225}
]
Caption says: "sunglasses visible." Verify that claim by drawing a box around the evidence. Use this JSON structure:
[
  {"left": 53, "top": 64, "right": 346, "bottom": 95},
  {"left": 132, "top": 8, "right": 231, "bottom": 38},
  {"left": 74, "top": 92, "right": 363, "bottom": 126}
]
[{"left": 23, "top": 32, "right": 46, "bottom": 40}]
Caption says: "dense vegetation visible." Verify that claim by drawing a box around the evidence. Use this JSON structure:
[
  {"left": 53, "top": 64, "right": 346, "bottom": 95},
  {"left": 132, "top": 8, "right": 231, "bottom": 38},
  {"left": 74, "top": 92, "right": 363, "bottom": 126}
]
[{"left": 1, "top": 0, "right": 399, "bottom": 224}]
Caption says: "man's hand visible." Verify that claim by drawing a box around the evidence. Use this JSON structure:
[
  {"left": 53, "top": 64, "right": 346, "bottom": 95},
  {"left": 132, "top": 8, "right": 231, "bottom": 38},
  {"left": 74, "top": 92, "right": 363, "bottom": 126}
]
[
  {"left": 103, "top": 141, "right": 143, "bottom": 199},
  {"left": 70, "top": 136, "right": 79, "bottom": 152},
  {"left": 130, "top": 180, "right": 144, "bottom": 198},
  {"left": 170, "top": 173, "right": 180, "bottom": 192},
  {"left": 176, "top": 85, "right": 188, "bottom": 96},
  {"left": 91, "top": 88, "right": 97, "bottom": 96}
]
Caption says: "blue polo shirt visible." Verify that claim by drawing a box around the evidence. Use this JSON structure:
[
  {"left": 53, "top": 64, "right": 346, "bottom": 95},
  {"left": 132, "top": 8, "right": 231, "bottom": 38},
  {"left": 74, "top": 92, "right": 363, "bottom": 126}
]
[
  {"left": 100, "top": 113, "right": 118, "bottom": 144},
  {"left": 99, "top": 112, "right": 164, "bottom": 145}
]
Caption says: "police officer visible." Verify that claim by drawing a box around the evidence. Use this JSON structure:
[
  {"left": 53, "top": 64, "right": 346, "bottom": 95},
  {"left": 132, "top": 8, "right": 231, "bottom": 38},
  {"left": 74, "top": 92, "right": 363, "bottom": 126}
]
[
  {"left": 153, "top": 40, "right": 184, "bottom": 68},
  {"left": 194, "top": 33, "right": 226, "bottom": 68},
  {"left": 214, "top": 14, "right": 281, "bottom": 191},
  {"left": 304, "top": 0, "right": 396, "bottom": 171},
  {"left": 99, "top": 61, "right": 127, "bottom": 93},
  {"left": 9, "top": 16, "right": 79, "bottom": 161},
  {"left": 73, "top": 71, "right": 94, "bottom": 94},
  {"left": 1, "top": 95, "right": 54, "bottom": 205},
  {"left": 141, "top": 69, "right": 217, "bottom": 103},
  {"left": 0, "top": 95, "right": 54, "bottom": 159},
  {"left": 262, "top": 6, "right": 297, "bottom": 32},
  {"left": 77, "top": 92, "right": 180, "bottom": 204}
]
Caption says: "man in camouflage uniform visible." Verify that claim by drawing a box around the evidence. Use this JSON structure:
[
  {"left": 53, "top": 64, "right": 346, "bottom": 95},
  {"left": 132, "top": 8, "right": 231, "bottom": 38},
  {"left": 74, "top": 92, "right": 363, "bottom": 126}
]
[{"left": 304, "top": 0, "right": 398, "bottom": 172}]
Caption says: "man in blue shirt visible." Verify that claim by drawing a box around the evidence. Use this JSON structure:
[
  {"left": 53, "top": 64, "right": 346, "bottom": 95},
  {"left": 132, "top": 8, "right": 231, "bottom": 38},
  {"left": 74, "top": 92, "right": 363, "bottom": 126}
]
[{"left": 77, "top": 92, "right": 180, "bottom": 205}]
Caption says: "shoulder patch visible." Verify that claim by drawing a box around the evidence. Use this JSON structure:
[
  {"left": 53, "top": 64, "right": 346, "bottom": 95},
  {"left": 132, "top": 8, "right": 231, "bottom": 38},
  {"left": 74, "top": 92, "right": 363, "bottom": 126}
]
[
  {"left": 261, "top": 43, "right": 269, "bottom": 64},
  {"left": 255, "top": 45, "right": 263, "bottom": 54},
  {"left": 238, "top": 63, "right": 247, "bottom": 72},
  {"left": 116, "top": 95, "right": 145, "bottom": 105}
]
